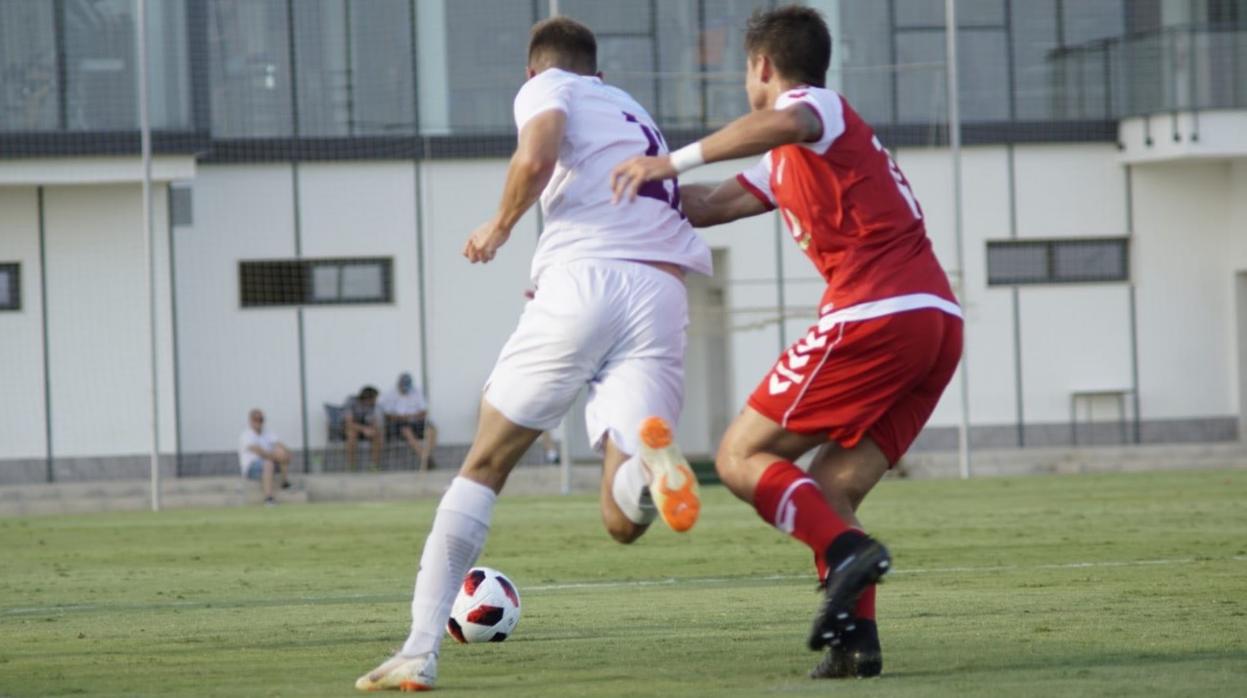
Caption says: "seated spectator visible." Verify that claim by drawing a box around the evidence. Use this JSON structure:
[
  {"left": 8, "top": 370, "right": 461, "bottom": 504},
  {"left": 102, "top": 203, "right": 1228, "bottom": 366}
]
[
  {"left": 381, "top": 372, "right": 438, "bottom": 470},
  {"left": 345, "top": 386, "right": 383, "bottom": 471},
  {"left": 238, "top": 408, "right": 292, "bottom": 505}
]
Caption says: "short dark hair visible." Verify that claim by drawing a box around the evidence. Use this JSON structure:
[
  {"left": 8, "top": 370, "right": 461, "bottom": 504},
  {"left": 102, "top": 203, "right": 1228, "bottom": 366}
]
[
  {"left": 744, "top": 5, "right": 831, "bottom": 88},
  {"left": 359, "top": 386, "right": 379, "bottom": 401},
  {"left": 528, "top": 16, "right": 597, "bottom": 75}
]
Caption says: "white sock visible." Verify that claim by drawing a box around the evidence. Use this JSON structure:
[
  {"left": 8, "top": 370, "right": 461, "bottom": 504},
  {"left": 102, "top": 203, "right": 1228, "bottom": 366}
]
[
  {"left": 401, "top": 476, "right": 497, "bottom": 657},
  {"left": 611, "top": 454, "right": 656, "bottom": 525}
]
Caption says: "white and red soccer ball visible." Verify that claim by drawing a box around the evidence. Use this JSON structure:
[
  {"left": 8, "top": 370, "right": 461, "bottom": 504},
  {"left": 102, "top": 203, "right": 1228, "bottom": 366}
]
[{"left": 447, "top": 567, "right": 521, "bottom": 643}]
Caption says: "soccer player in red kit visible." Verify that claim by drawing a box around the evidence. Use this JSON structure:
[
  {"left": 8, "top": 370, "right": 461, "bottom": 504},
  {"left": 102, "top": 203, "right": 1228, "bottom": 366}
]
[{"left": 611, "top": 5, "right": 963, "bottom": 679}]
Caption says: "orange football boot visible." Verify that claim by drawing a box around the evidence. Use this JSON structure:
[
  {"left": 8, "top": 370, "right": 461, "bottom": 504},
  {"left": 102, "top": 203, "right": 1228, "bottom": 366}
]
[{"left": 638, "top": 416, "right": 700, "bottom": 532}]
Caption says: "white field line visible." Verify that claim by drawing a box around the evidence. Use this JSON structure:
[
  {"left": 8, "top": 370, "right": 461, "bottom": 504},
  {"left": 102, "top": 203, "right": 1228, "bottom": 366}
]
[{"left": 5, "top": 556, "right": 1245, "bottom": 618}]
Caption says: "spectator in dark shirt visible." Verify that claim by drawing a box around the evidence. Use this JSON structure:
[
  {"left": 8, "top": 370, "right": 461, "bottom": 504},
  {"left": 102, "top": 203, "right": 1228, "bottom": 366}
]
[{"left": 345, "top": 386, "right": 382, "bottom": 471}]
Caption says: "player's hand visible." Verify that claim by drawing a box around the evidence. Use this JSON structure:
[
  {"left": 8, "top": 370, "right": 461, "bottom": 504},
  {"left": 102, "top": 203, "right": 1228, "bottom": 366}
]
[
  {"left": 463, "top": 218, "right": 511, "bottom": 264},
  {"left": 610, "top": 155, "right": 676, "bottom": 204}
]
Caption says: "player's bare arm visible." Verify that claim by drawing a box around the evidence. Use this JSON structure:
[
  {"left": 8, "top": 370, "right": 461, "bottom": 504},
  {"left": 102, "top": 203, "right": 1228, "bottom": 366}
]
[
  {"left": 680, "top": 179, "right": 771, "bottom": 227},
  {"left": 610, "top": 104, "right": 820, "bottom": 203},
  {"left": 463, "top": 109, "right": 566, "bottom": 264}
]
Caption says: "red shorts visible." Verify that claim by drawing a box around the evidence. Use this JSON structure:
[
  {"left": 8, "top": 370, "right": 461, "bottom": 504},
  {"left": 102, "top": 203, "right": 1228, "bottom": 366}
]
[{"left": 747, "top": 306, "right": 963, "bottom": 464}]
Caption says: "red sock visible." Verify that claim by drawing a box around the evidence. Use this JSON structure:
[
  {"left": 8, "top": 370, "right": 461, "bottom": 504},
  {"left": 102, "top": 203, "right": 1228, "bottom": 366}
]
[
  {"left": 854, "top": 584, "right": 876, "bottom": 621},
  {"left": 752, "top": 461, "right": 853, "bottom": 575}
]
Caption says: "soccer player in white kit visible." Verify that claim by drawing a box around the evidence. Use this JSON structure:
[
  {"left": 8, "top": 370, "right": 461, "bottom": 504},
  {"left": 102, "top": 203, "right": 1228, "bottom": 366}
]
[{"left": 356, "top": 17, "right": 711, "bottom": 692}]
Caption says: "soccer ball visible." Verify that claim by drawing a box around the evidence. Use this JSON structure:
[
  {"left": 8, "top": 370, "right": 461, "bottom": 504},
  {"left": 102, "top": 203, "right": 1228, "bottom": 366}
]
[{"left": 447, "top": 567, "right": 521, "bottom": 643}]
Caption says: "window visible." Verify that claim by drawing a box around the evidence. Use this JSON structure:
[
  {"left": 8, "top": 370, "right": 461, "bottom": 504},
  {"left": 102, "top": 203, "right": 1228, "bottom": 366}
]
[
  {"left": 0, "top": 2, "right": 58, "bottom": 131},
  {"left": 0, "top": 263, "right": 20, "bottom": 311},
  {"left": 292, "top": 0, "right": 415, "bottom": 137},
  {"left": 987, "top": 238, "right": 1129, "bottom": 286},
  {"left": 208, "top": 0, "right": 294, "bottom": 137},
  {"left": 239, "top": 257, "right": 392, "bottom": 307},
  {"left": 169, "top": 185, "right": 193, "bottom": 226},
  {"left": 62, "top": 0, "right": 191, "bottom": 131},
  {"left": 442, "top": 0, "right": 539, "bottom": 134}
]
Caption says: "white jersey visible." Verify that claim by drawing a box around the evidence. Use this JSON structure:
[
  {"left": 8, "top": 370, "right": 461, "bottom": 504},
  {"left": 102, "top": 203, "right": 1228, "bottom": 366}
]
[
  {"left": 513, "top": 68, "right": 712, "bottom": 283},
  {"left": 238, "top": 428, "right": 279, "bottom": 474},
  {"left": 380, "top": 388, "right": 427, "bottom": 416}
]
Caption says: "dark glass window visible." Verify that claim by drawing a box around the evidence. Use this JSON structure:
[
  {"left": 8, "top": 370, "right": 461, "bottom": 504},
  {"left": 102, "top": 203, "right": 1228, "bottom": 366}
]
[
  {"left": 0, "top": 263, "right": 20, "bottom": 311},
  {"left": 208, "top": 0, "right": 293, "bottom": 138},
  {"left": 895, "top": 31, "right": 946, "bottom": 123},
  {"left": 0, "top": 1, "right": 58, "bottom": 131},
  {"left": 240, "top": 258, "right": 392, "bottom": 307},
  {"left": 1010, "top": 0, "right": 1060, "bottom": 120},
  {"left": 987, "top": 238, "right": 1129, "bottom": 286},
  {"left": 293, "top": 0, "right": 351, "bottom": 137},
  {"left": 63, "top": 0, "right": 190, "bottom": 131},
  {"left": 958, "top": 30, "right": 1009, "bottom": 121},
  {"left": 347, "top": 0, "right": 414, "bottom": 135},
  {"left": 169, "top": 185, "right": 193, "bottom": 227},
  {"left": 698, "top": 0, "right": 770, "bottom": 127},
  {"left": 444, "top": 0, "right": 537, "bottom": 134},
  {"left": 838, "top": 0, "right": 895, "bottom": 125}
]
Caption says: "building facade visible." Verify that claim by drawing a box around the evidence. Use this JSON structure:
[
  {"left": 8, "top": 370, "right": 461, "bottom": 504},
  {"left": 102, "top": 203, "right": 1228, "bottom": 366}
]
[{"left": 1, "top": 0, "right": 1246, "bottom": 482}]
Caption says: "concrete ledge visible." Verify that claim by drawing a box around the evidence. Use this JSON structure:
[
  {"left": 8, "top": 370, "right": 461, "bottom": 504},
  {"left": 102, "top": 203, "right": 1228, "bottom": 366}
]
[
  {"left": 898, "top": 441, "right": 1247, "bottom": 479},
  {"left": 0, "top": 464, "right": 599, "bottom": 518},
  {"left": 4, "top": 442, "right": 1247, "bottom": 518}
]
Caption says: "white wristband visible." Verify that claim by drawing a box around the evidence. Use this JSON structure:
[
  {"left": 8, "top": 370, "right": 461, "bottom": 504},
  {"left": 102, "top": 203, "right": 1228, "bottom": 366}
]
[{"left": 668, "top": 142, "right": 705, "bottom": 174}]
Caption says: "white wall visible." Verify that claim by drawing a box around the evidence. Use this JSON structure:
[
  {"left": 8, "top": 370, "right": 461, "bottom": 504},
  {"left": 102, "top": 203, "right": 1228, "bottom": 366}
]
[
  {"left": 1013, "top": 145, "right": 1133, "bottom": 423},
  {"left": 420, "top": 160, "right": 538, "bottom": 445},
  {"left": 8, "top": 144, "right": 1244, "bottom": 467},
  {"left": 298, "top": 162, "right": 424, "bottom": 448},
  {"left": 1229, "top": 162, "right": 1247, "bottom": 422},
  {"left": 1131, "top": 160, "right": 1235, "bottom": 419},
  {"left": 0, "top": 187, "right": 49, "bottom": 460},
  {"left": 898, "top": 146, "right": 1018, "bottom": 429},
  {"left": 174, "top": 166, "right": 301, "bottom": 454},
  {"left": 41, "top": 183, "right": 177, "bottom": 457}
]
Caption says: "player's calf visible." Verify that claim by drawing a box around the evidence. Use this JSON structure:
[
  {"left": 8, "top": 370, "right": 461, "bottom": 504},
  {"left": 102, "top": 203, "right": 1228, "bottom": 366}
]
[
  {"left": 602, "top": 437, "right": 657, "bottom": 543},
  {"left": 602, "top": 513, "right": 648, "bottom": 544}
]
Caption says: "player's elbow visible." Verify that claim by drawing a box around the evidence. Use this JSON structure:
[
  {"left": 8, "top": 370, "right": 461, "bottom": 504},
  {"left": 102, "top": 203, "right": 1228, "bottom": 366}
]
[
  {"left": 683, "top": 205, "right": 719, "bottom": 228},
  {"left": 514, "top": 152, "right": 557, "bottom": 182},
  {"left": 680, "top": 185, "right": 726, "bottom": 228}
]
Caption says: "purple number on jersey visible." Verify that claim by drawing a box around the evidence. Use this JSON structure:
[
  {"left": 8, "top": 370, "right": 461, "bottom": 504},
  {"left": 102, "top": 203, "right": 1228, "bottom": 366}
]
[{"left": 623, "top": 112, "right": 684, "bottom": 218}]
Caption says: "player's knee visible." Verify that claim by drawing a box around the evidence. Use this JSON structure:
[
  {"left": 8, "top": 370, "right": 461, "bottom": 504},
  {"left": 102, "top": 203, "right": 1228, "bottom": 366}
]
[
  {"left": 459, "top": 455, "right": 511, "bottom": 492},
  {"left": 605, "top": 518, "right": 645, "bottom": 545},
  {"left": 825, "top": 469, "right": 868, "bottom": 510},
  {"left": 713, "top": 432, "right": 752, "bottom": 492}
]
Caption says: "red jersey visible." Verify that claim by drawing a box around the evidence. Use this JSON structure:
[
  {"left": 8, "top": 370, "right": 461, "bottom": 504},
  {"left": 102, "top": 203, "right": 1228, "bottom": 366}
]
[{"left": 736, "top": 87, "right": 956, "bottom": 313}]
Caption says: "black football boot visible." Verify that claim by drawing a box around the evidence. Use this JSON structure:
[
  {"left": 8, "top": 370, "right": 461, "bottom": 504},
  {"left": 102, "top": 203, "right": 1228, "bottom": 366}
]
[
  {"left": 807, "top": 530, "right": 891, "bottom": 651},
  {"left": 809, "top": 618, "right": 882, "bottom": 678}
]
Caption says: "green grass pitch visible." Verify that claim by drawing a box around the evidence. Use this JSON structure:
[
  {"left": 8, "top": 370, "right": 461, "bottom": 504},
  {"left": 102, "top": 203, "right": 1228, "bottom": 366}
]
[{"left": 2, "top": 469, "right": 1245, "bottom": 697}]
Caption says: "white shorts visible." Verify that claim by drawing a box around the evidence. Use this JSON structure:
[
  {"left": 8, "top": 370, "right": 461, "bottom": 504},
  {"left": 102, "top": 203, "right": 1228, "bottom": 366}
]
[{"left": 484, "top": 258, "right": 688, "bottom": 455}]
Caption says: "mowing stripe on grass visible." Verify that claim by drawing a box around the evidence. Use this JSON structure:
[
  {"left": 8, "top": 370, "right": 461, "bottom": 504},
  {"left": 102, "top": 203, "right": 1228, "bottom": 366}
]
[
  {"left": 525, "top": 555, "right": 1247, "bottom": 591},
  {"left": 5, "top": 555, "right": 1244, "bottom": 619}
]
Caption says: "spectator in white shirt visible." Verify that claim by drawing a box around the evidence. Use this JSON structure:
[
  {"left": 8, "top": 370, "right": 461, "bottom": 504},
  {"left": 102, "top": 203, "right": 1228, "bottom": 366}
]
[
  {"left": 238, "top": 408, "right": 292, "bottom": 505},
  {"left": 381, "top": 372, "right": 438, "bottom": 470}
]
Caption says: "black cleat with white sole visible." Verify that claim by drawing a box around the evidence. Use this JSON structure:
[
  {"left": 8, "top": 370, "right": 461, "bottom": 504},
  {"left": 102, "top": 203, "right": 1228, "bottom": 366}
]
[
  {"left": 807, "top": 530, "right": 891, "bottom": 651},
  {"left": 809, "top": 618, "right": 882, "bottom": 679}
]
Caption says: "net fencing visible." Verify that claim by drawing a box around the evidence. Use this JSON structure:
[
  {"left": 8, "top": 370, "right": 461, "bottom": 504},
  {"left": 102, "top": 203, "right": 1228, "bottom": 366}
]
[{"left": 2, "top": 0, "right": 1235, "bottom": 488}]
